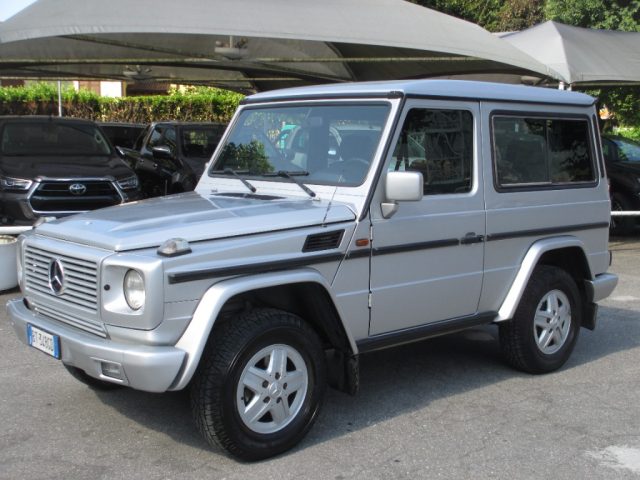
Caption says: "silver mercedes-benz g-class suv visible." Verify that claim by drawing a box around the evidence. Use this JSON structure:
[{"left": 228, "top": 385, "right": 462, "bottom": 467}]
[{"left": 8, "top": 80, "right": 618, "bottom": 460}]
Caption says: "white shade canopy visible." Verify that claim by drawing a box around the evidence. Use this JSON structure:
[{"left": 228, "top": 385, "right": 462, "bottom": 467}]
[
  {"left": 0, "top": 0, "right": 560, "bottom": 91},
  {"left": 501, "top": 21, "right": 640, "bottom": 86}
]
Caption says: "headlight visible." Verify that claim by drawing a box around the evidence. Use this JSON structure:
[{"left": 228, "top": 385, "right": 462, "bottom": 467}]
[
  {"left": 117, "top": 174, "right": 139, "bottom": 191},
  {"left": 123, "top": 269, "right": 145, "bottom": 311},
  {"left": 0, "top": 175, "right": 33, "bottom": 191}
]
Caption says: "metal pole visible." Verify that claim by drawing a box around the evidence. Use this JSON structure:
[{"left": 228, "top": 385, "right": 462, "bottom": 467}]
[
  {"left": 611, "top": 211, "right": 640, "bottom": 216},
  {"left": 0, "top": 226, "right": 32, "bottom": 235},
  {"left": 57, "top": 80, "right": 62, "bottom": 117}
]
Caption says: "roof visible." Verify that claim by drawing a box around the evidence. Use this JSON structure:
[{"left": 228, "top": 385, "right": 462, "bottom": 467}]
[
  {"left": 246, "top": 79, "right": 595, "bottom": 106},
  {"left": 150, "top": 121, "right": 227, "bottom": 127},
  {"left": 0, "top": 115, "right": 97, "bottom": 123}
]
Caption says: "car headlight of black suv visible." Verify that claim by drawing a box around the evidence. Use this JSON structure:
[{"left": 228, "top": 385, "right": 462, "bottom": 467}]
[
  {"left": 116, "top": 174, "right": 139, "bottom": 191},
  {"left": 0, "top": 175, "right": 33, "bottom": 191}
]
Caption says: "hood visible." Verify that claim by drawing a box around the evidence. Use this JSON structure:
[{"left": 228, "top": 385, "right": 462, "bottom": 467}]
[
  {"left": 0, "top": 154, "right": 133, "bottom": 179},
  {"left": 35, "top": 192, "right": 357, "bottom": 251}
]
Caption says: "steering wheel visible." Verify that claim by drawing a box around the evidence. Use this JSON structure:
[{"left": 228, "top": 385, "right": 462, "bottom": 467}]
[{"left": 321, "top": 157, "right": 370, "bottom": 182}]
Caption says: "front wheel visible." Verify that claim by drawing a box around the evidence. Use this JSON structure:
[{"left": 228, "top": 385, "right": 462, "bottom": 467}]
[
  {"left": 190, "top": 308, "right": 326, "bottom": 461},
  {"left": 500, "top": 266, "right": 581, "bottom": 374}
]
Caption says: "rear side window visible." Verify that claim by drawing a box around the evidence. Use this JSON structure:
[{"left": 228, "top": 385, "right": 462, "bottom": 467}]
[{"left": 493, "top": 116, "right": 596, "bottom": 188}]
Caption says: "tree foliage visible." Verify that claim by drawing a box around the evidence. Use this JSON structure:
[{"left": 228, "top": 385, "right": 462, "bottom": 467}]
[
  {"left": 412, "top": 0, "right": 639, "bottom": 32},
  {"left": 545, "top": 0, "right": 640, "bottom": 31},
  {"left": 410, "top": 0, "right": 544, "bottom": 32}
]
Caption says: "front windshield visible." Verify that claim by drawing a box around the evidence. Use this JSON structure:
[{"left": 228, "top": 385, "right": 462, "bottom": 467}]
[
  {"left": 210, "top": 103, "right": 391, "bottom": 186},
  {"left": 1, "top": 121, "right": 112, "bottom": 156},
  {"left": 614, "top": 138, "right": 640, "bottom": 162}
]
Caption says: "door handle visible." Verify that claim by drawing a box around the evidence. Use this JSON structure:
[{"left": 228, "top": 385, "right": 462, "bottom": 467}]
[{"left": 460, "top": 232, "right": 485, "bottom": 245}]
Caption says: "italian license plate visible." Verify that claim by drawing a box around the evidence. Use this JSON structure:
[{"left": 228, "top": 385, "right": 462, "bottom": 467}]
[{"left": 27, "top": 324, "right": 60, "bottom": 359}]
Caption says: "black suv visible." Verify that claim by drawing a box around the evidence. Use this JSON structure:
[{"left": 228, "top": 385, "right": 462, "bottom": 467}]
[
  {"left": 0, "top": 116, "right": 141, "bottom": 226},
  {"left": 602, "top": 135, "right": 640, "bottom": 233},
  {"left": 135, "top": 121, "right": 226, "bottom": 177}
]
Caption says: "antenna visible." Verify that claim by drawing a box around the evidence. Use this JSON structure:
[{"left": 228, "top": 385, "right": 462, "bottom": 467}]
[{"left": 321, "top": 185, "right": 339, "bottom": 226}]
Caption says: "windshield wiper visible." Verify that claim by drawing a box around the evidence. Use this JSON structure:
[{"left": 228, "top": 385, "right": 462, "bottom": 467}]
[
  {"left": 263, "top": 170, "right": 316, "bottom": 198},
  {"left": 211, "top": 168, "right": 256, "bottom": 193}
]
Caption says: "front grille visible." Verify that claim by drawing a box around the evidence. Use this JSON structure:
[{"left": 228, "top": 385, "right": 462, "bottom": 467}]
[
  {"left": 31, "top": 300, "right": 106, "bottom": 338},
  {"left": 24, "top": 245, "right": 106, "bottom": 337},
  {"left": 30, "top": 180, "right": 122, "bottom": 213}
]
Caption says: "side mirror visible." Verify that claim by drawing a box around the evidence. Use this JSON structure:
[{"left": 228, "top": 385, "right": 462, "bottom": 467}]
[
  {"left": 152, "top": 145, "right": 174, "bottom": 160},
  {"left": 381, "top": 171, "right": 423, "bottom": 218}
]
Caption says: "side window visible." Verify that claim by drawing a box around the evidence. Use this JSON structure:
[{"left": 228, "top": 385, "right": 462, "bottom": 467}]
[
  {"left": 147, "top": 126, "right": 165, "bottom": 149},
  {"left": 389, "top": 108, "right": 473, "bottom": 195},
  {"left": 164, "top": 127, "right": 177, "bottom": 155},
  {"left": 493, "top": 116, "right": 596, "bottom": 187}
]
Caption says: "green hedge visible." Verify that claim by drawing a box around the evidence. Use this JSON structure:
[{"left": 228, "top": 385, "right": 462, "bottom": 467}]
[
  {"left": 0, "top": 84, "right": 244, "bottom": 123},
  {"left": 2, "top": 83, "right": 640, "bottom": 143}
]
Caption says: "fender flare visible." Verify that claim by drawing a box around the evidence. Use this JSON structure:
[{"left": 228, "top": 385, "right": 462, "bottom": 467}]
[
  {"left": 495, "top": 236, "right": 591, "bottom": 322},
  {"left": 168, "top": 267, "right": 356, "bottom": 390}
]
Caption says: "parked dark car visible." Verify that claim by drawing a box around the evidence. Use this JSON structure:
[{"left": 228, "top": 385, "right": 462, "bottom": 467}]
[
  {"left": 117, "top": 146, "right": 197, "bottom": 198},
  {"left": 0, "top": 116, "right": 141, "bottom": 226},
  {"left": 602, "top": 135, "right": 640, "bottom": 233},
  {"left": 135, "top": 121, "right": 227, "bottom": 177},
  {"left": 98, "top": 122, "right": 146, "bottom": 150}
]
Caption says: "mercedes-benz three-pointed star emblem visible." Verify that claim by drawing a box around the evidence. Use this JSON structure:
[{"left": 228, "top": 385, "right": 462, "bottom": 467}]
[{"left": 48, "top": 259, "right": 65, "bottom": 295}]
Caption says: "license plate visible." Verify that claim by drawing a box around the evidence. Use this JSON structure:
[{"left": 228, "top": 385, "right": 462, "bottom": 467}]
[{"left": 27, "top": 324, "right": 60, "bottom": 359}]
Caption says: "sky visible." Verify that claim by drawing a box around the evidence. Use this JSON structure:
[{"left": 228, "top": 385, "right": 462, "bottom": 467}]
[{"left": 0, "top": 0, "right": 37, "bottom": 21}]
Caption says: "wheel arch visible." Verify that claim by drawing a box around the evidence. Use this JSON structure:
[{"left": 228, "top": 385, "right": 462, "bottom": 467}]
[
  {"left": 496, "top": 236, "right": 592, "bottom": 322},
  {"left": 169, "top": 268, "right": 356, "bottom": 391}
]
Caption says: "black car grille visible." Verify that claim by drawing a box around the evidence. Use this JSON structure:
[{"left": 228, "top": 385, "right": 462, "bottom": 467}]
[{"left": 30, "top": 180, "right": 122, "bottom": 213}]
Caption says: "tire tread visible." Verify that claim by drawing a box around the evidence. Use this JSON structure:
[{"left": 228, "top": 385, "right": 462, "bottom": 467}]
[
  {"left": 499, "top": 265, "right": 581, "bottom": 374},
  {"left": 190, "top": 308, "right": 325, "bottom": 460}
]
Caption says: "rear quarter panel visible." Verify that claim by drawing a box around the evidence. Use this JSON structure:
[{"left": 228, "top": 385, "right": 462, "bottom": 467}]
[{"left": 478, "top": 101, "right": 610, "bottom": 313}]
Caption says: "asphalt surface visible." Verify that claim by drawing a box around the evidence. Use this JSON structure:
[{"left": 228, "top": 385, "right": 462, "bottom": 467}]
[{"left": 1, "top": 237, "right": 639, "bottom": 480}]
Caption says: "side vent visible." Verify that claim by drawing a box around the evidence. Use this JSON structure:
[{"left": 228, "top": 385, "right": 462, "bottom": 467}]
[{"left": 303, "top": 230, "right": 345, "bottom": 253}]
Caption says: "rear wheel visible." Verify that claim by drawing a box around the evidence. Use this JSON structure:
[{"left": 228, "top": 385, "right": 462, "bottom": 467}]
[
  {"left": 191, "top": 308, "right": 326, "bottom": 461},
  {"left": 500, "top": 266, "right": 581, "bottom": 374}
]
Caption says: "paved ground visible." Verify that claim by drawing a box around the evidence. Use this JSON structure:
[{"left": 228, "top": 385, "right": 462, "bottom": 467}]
[{"left": 1, "top": 237, "right": 639, "bottom": 480}]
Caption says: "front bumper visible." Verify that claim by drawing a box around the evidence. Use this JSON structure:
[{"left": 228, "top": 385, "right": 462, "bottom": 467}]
[{"left": 7, "top": 298, "right": 186, "bottom": 392}]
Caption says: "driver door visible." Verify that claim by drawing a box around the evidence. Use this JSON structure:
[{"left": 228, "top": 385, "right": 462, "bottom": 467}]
[{"left": 369, "top": 100, "right": 485, "bottom": 335}]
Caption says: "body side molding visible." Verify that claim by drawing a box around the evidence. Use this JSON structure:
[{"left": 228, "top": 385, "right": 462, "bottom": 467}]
[{"left": 357, "top": 311, "right": 497, "bottom": 353}]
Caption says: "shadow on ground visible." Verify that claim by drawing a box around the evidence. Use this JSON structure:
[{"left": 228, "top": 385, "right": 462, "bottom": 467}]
[{"left": 90, "top": 304, "right": 640, "bottom": 458}]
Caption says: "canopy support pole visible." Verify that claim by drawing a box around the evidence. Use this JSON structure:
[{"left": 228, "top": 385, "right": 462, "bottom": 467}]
[{"left": 57, "top": 80, "right": 62, "bottom": 116}]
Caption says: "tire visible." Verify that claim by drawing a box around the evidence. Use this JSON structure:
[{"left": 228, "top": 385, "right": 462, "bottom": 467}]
[
  {"left": 190, "top": 308, "right": 327, "bottom": 461},
  {"left": 63, "top": 364, "right": 122, "bottom": 391},
  {"left": 499, "top": 265, "right": 581, "bottom": 374},
  {"left": 610, "top": 192, "right": 634, "bottom": 235}
]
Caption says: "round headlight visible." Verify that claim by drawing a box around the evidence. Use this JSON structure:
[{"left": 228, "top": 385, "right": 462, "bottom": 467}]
[{"left": 123, "top": 269, "right": 145, "bottom": 311}]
